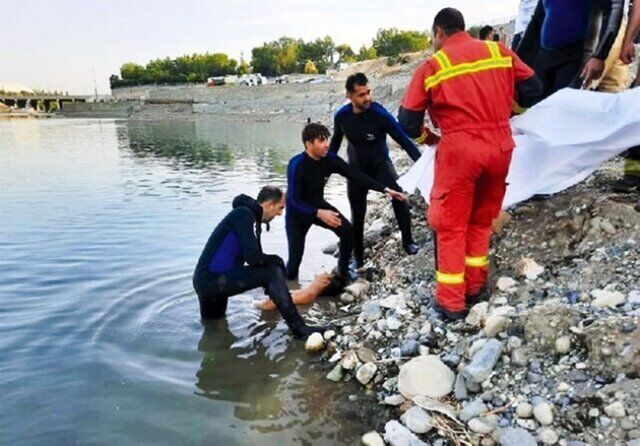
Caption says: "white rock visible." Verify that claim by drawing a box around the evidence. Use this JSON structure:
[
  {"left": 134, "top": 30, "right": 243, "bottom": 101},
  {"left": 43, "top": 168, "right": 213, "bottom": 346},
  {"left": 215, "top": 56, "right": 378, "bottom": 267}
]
[
  {"left": 328, "top": 352, "right": 342, "bottom": 363},
  {"left": 537, "top": 427, "right": 559, "bottom": 445},
  {"left": 324, "top": 330, "right": 336, "bottom": 340},
  {"left": 629, "top": 289, "right": 640, "bottom": 305},
  {"left": 356, "top": 362, "right": 377, "bottom": 385},
  {"left": 344, "top": 280, "right": 370, "bottom": 298},
  {"left": 398, "top": 355, "right": 455, "bottom": 399},
  {"left": 591, "top": 289, "right": 626, "bottom": 308},
  {"left": 384, "top": 420, "right": 428, "bottom": 446},
  {"left": 557, "top": 382, "right": 571, "bottom": 392},
  {"left": 468, "top": 417, "right": 497, "bottom": 434},
  {"left": 533, "top": 402, "right": 554, "bottom": 426},
  {"left": 326, "top": 364, "right": 343, "bottom": 382},
  {"left": 516, "top": 258, "right": 545, "bottom": 280},
  {"left": 419, "top": 322, "right": 432, "bottom": 335},
  {"left": 400, "top": 406, "right": 434, "bottom": 434},
  {"left": 497, "top": 276, "right": 517, "bottom": 292},
  {"left": 384, "top": 394, "right": 406, "bottom": 406},
  {"left": 466, "top": 302, "right": 489, "bottom": 327},
  {"left": 555, "top": 336, "right": 571, "bottom": 354},
  {"left": 604, "top": 401, "right": 626, "bottom": 418},
  {"left": 304, "top": 333, "right": 324, "bottom": 353},
  {"left": 341, "top": 351, "right": 359, "bottom": 370},
  {"left": 361, "top": 431, "right": 385, "bottom": 446},
  {"left": 386, "top": 316, "right": 402, "bottom": 331},
  {"left": 469, "top": 339, "right": 488, "bottom": 357},
  {"left": 516, "top": 402, "right": 533, "bottom": 418},
  {"left": 484, "top": 315, "right": 510, "bottom": 338},
  {"left": 380, "top": 294, "right": 406, "bottom": 309}
]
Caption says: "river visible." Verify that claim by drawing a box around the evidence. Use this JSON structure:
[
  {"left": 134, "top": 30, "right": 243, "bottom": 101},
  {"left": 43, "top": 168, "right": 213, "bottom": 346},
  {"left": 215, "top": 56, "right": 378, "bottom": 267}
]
[{"left": 0, "top": 118, "right": 381, "bottom": 445}]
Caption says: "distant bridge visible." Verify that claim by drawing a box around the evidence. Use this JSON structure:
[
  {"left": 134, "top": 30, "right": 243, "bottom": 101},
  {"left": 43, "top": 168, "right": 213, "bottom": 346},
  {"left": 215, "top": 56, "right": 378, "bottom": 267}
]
[{"left": 0, "top": 94, "right": 89, "bottom": 112}]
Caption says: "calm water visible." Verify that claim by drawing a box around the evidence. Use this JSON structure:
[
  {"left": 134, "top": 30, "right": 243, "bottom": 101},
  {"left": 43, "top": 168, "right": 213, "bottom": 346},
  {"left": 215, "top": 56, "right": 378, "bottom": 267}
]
[{"left": 0, "top": 118, "right": 377, "bottom": 445}]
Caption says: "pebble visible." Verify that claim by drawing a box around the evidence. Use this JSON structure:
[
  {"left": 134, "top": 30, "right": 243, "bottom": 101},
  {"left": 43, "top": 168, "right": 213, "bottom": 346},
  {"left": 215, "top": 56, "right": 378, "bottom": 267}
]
[
  {"left": 356, "top": 362, "right": 377, "bottom": 385},
  {"left": 511, "top": 348, "right": 528, "bottom": 367},
  {"left": 460, "top": 398, "right": 488, "bottom": 422},
  {"left": 398, "top": 355, "right": 455, "bottom": 399},
  {"left": 554, "top": 335, "right": 571, "bottom": 354},
  {"left": 341, "top": 351, "right": 359, "bottom": 370},
  {"left": 466, "top": 302, "right": 489, "bottom": 327},
  {"left": 537, "top": 427, "right": 559, "bottom": 445},
  {"left": 356, "top": 347, "right": 376, "bottom": 364},
  {"left": 361, "top": 301, "right": 382, "bottom": 321},
  {"left": 484, "top": 315, "right": 510, "bottom": 338},
  {"left": 604, "top": 401, "right": 626, "bottom": 418},
  {"left": 516, "top": 258, "right": 545, "bottom": 280},
  {"left": 340, "top": 293, "right": 355, "bottom": 304},
  {"left": 361, "top": 431, "right": 385, "bottom": 446},
  {"left": 497, "top": 276, "right": 518, "bottom": 292},
  {"left": 323, "top": 330, "right": 336, "bottom": 340},
  {"left": 516, "top": 402, "right": 534, "bottom": 419},
  {"left": 591, "top": 289, "right": 626, "bottom": 308},
  {"left": 463, "top": 339, "right": 504, "bottom": 383},
  {"left": 384, "top": 420, "right": 428, "bottom": 446},
  {"left": 400, "top": 406, "right": 434, "bottom": 434},
  {"left": 419, "top": 322, "right": 432, "bottom": 335},
  {"left": 533, "top": 402, "right": 554, "bottom": 426},
  {"left": 401, "top": 339, "right": 420, "bottom": 357},
  {"left": 304, "top": 332, "right": 324, "bottom": 353},
  {"left": 344, "top": 280, "right": 370, "bottom": 298},
  {"left": 386, "top": 316, "right": 402, "bottom": 331},
  {"left": 468, "top": 416, "right": 497, "bottom": 434},
  {"left": 326, "top": 364, "right": 343, "bottom": 382},
  {"left": 454, "top": 373, "right": 468, "bottom": 401},
  {"left": 499, "top": 427, "right": 537, "bottom": 446},
  {"left": 384, "top": 394, "right": 406, "bottom": 406}
]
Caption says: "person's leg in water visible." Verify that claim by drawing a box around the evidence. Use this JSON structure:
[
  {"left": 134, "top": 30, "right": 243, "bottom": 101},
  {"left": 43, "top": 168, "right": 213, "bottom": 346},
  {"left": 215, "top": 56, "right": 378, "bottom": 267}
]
[
  {"left": 285, "top": 214, "right": 313, "bottom": 280},
  {"left": 375, "top": 160, "right": 418, "bottom": 255},
  {"left": 347, "top": 178, "right": 368, "bottom": 268},
  {"left": 193, "top": 265, "right": 326, "bottom": 339},
  {"left": 258, "top": 272, "right": 333, "bottom": 310},
  {"left": 315, "top": 205, "right": 355, "bottom": 281}
]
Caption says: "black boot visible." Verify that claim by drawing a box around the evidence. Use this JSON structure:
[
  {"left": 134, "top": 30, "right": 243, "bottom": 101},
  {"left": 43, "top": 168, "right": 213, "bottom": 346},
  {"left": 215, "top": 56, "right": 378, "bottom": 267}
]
[
  {"left": 432, "top": 301, "right": 469, "bottom": 321},
  {"left": 266, "top": 270, "right": 328, "bottom": 340},
  {"left": 403, "top": 241, "right": 419, "bottom": 255},
  {"left": 466, "top": 287, "right": 490, "bottom": 308}
]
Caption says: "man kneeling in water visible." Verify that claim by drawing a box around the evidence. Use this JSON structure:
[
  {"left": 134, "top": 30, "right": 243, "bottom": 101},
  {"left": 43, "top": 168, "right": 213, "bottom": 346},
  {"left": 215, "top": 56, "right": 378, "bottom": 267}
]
[{"left": 192, "top": 186, "right": 326, "bottom": 339}]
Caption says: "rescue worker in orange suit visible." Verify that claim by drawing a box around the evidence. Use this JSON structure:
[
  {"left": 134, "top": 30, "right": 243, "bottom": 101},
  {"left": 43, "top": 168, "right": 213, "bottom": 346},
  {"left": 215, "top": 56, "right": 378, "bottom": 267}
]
[{"left": 398, "top": 8, "right": 543, "bottom": 320}]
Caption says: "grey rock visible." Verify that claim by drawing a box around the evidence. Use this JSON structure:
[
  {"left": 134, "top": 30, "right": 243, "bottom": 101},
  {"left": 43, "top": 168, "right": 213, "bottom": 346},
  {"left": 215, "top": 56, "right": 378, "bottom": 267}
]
[
  {"left": 468, "top": 416, "right": 498, "bottom": 434},
  {"left": 400, "top": 406, "right": 434, "bottom": 434},
  {"left": 463, "top": 339, "right": 504, "bottom": 383},
  {"left": 362, "top": 301, "right": 382, "bottom": 321},
  {"left": 537, "top": 427, "right": 559, "bottom": 445},
  {"left": 499, "top": 428, "right": 537, "bottom": 446},
  {"left": 401, "top": 339, "right": 420, "bottom": 357},
  {"left": 533, "top": 402, "right": 554, "bottom": 426},
  {"left": 398, "top": 355, "right": 455, "bottom": 399},
  {"left": 326, "top": 364, "right": 343, "bottom": 382},
  {"left": 460, "top": 398, "right": 488, "bottom": 422},
  {"left": 356, "top": 362, "right": 377, "bottom": 385},
  {"left": 384, "top": 420, "right": 428, "bottom": 446},
  {"left": 361, "top": 431, "right": 385, "bottom": 446},
  {"left": 454, "top": 373, "right": 468, "bottom": 401}
]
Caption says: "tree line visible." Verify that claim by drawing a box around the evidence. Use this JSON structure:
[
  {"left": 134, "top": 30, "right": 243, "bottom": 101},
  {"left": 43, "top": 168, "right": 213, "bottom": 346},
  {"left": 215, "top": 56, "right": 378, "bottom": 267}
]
[{"left": 109, "top": 28, "right": 430, "bottom": 88}]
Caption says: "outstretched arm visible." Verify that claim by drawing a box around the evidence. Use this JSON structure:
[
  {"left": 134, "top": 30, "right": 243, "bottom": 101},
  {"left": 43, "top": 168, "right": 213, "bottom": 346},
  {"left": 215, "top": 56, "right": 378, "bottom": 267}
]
[{"left": 374, "top": 104, "right": 422, "bottom": 161}]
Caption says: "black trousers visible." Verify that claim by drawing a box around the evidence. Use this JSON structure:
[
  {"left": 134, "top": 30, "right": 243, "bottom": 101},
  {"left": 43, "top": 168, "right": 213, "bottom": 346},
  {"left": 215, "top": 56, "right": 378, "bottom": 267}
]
[
  {"left": 348, "top": 160, "right": 412, "bottom": 267},
  {"left": 532, "top": 41, "right": 584, "bottom": 101},
  {"left": 285, "top": 205, "right": 353, "bottom": 280},
  {"left": 193, "top": 265, "right": 285, "bottom": 319}
]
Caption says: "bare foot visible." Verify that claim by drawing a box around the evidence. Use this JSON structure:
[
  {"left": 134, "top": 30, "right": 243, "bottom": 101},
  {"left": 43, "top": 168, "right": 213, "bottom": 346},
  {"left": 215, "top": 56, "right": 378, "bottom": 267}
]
[{"left": 258, "top": 272, "right": 333, "bottom": 311}]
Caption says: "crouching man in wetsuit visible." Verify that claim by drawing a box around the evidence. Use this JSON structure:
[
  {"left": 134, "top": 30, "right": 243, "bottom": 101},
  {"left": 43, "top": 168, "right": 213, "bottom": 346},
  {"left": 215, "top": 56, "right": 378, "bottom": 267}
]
[
  {"left": 193, "top": 186, "right": 325, "bottom": 339},
  {"left": 286, "top": 122, "right": 407, "bottom": 281},
  {"left": 329, "top": 73, "right": 423, "bottom": 269}
]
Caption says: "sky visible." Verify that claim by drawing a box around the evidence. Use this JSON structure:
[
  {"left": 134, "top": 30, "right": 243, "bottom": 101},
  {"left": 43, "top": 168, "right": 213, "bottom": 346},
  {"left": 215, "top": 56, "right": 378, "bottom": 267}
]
[{"left": 0, "top": 0, "right": 518, "bottom": 95}]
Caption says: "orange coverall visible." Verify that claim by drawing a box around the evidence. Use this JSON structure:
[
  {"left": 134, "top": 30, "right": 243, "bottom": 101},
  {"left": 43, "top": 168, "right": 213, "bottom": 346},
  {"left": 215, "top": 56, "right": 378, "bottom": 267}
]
[{"left": 399, "top": 32, "right": 535, "bottom": 312}]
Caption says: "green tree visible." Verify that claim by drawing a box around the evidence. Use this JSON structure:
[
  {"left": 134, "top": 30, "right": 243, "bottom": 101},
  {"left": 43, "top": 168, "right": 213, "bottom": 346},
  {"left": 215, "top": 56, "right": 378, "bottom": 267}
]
[
  {"left": 372, "top": 28, "right": 429, "bottom": 57},
  {"left": 251, "top": 37, "right": 300, "bottom": 76},
  {"left": 297, "top": 36, "right": 335, "bottom": 72},
  {"left": 357, "top": 45, "right": 377, "bottom": 61},
  {"left": 120, "top": 62, "right": 146, "bottom": 81},
  {"left": 237, "top": 61, "right": 251, "bottom": 75},
  {"left": 336, "top": 44, "right": 356, "bottom": 63},
  {"left": 304, "top": 60, "right": 318, "bottom": 74}
]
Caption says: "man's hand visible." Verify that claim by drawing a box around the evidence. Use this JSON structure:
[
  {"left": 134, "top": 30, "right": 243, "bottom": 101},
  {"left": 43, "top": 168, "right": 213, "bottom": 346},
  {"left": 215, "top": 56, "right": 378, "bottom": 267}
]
[
  {"left": 580, "top": 57, "right": 605, "bottom": 88},
  {"left": 317, "top": 209, "right": 342, "bottom": 228},
  {"left": 620, "top": 40, "right": 635, "bottom": 65},
  {"left": 385, "top": 187, "right": 407, "bottom": 201}
]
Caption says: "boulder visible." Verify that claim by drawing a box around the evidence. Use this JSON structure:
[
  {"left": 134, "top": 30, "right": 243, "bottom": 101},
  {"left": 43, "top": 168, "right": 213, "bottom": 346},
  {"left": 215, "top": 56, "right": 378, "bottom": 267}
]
[{"left": 398, "top": 355, "right": 455, "bottom": 399}]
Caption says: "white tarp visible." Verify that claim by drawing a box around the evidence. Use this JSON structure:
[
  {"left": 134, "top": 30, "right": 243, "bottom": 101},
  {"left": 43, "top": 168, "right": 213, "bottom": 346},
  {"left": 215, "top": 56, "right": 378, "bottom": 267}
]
[{"left": 398, "top": 87, "right": 640, "bottom": 208}]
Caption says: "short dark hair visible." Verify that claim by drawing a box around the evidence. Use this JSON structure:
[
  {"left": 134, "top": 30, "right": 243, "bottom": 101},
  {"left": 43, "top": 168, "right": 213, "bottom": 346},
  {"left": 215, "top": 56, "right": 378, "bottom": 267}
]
[
  {"left": 302, "top": 122, "right": 330, "bottom": 145},
  {"left": 479, "top": 25, "right": 493, "bottom": 40},
  {"left": 345, "top": 72, "right": 368, "bottom": 92},
  {"left": 257, "top": 185, "right": 284, "bottom": 204},
  {"left": 432, "top": 8, "right": 465, "bottom": 36}
]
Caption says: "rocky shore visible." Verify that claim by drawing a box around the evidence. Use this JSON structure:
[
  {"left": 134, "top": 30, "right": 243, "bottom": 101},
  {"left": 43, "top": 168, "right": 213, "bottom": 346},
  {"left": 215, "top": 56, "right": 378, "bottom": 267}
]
[{"left": 305, "top": 151, "right": 639, "bottom": 446}]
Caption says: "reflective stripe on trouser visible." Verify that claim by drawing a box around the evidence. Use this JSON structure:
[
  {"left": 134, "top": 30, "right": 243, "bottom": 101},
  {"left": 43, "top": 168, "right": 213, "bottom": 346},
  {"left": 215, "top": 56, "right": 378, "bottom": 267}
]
[{"left": 428, "top": 140, "right": 512, "bottom": 312}]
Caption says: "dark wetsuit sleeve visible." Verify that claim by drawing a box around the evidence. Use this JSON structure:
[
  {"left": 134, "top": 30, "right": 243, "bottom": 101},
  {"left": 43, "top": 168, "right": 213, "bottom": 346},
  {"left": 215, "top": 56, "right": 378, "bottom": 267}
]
[
  {"left": 230, "top": 208, "right": 270, "bottom": 267},
  {"left": 376, "top": 105, "right": 422, "bottom": 162},
  {"left": 516, "top": 0, "right": 544, "bottom": 66},
  {"left": 328, "top": 154, "right": 386, "bottom": 192},
  {"left": 593, "top": 0, "right": 624, "bottom": 60},
  {"left": 287, "top": 156, "right": 317, "bottom": 216},
  {"left": 501, "top": 43, "right": 543, "bottom": 108},
  {"left": 329, "top": 113, "right": 344, "bottom": 155}
]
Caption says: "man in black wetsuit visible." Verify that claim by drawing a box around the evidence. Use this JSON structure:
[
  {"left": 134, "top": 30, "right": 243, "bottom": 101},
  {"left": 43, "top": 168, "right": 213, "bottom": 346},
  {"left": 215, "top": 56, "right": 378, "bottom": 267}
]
[
  {"left": 193, "top": 186, "right": 325, "bottom": 339},
  {"left": 286, "top": 122, "right": 406, "bottom": 281},
  {"left": 328, "top": 73, "right": 421, "bottom": 269}
]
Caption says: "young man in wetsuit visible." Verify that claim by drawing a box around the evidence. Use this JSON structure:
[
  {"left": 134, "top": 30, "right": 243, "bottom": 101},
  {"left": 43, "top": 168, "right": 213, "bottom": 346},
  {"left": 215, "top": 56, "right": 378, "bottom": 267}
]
[
  {"left": 193, "top": 186, "right": 325, "bottom": 339},
  {"left": 516, "top": 0, "right": 624, "bottom": 101},
  {"left": 286, "top": 122, "right": 406, "bottom": 281},
  {"left": 328, "top": 73, "right": 421, "bottom": 269}
]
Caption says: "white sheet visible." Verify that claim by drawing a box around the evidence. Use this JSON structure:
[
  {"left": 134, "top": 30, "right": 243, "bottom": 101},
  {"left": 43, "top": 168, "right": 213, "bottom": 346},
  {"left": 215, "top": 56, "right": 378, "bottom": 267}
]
[{"left": 397, "top": 88, "right": 640, "bottom": 208}]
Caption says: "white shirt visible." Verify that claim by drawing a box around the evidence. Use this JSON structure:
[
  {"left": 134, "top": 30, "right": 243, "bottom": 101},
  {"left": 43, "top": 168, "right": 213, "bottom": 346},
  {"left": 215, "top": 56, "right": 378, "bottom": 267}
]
[{"left": 514, "top": 0, "right": 539, "bottom": 35}]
